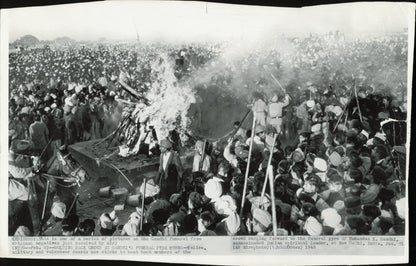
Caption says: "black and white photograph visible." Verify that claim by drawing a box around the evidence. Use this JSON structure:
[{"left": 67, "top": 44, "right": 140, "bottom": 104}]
[{"left": 1, "top": 0, "right": 413, "bottom": 264}]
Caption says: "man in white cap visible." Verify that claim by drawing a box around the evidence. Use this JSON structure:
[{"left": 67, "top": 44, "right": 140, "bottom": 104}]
[
  {"left": 98, "top": 210, "right": 119, "bottom": 236},
  {"left": 121, "top": 211, "right": 141, "bottom": 236},
  {"left": 156, "top": 139, "right": 183, "bottom": 199},
  {"left": 268, "top": 93, "right": 290, "bottom": 134},
  {"left": 43, "top": 198, "right": 67, "bottom": 236},
  {"left": 296, "top": 99, "right": 315, "bottom": 132},
  {"left": 245, "top": 125, "right": 266, "bottom": 155},
  {"left": 252, "top": 208, "right": 272, "bottom": 235},
  {"left": 204, "top": 178, "right": 223, "bottom": 202},
  {"left": 303, "top": 216, "right": 323, "bottom": 236}
]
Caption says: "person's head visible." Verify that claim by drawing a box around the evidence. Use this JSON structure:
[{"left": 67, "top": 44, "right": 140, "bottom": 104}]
[
  {"left": 217, "top": 161, "right": 230, "bottom": 178},
  {"left": 159, "top": 139, "right": 172, "bottom": 153},
  {"left": 274, "top": 177, "right": 286, "bottom": 198},
  {"left": 348, "top": 168, "right": 364, "bottom": 184},
  {"left": 140, "top": 223, "right": 158, "bottom": 236},
  {"left": 33, "top": 114, "right": 41, "bottom": 122},
  {"left": 371, "top": 144, "right": 389, "bottom": 162},
  {"left": 320, "top": 208, "right": 342, "bottom": 228},
  {"left": 188, "top": 191, "right": 204, "bottom": 212},
  {"left": 386, "top": 223, "right": 405, "bottom": 235},
  {"left": 326, "top": 169, "right": 343, "bottom": 192},
  {"left": 62, "top": 214, "right": 79, "bottom": 236},
  {"left": 347, "top": 152, "right": 363, "bottom": 168},
  {"left": 333, "top": 131, "right": 346, "bottom": 146},
  {"left": 169, "top": 193, "right": 183, "bottom": 212},
  {"left": 278, "top": 160, "right": 290, "bottom": 175},
  {"left": 361, "top": 205, "right": 381, "bottom": 224},
  {"left": 254, "top": 125, "right": 266, "bottom": 140},
  {"left": 41, "top": 114, "right": 49, "bottom": 124},
  {"left": 371, "top": 166, "right": 387, "bottom": 186},
  {"left": 152, "top": 209, "right": 170, "bottom": 229},
  {"left": 378, "top": 188, "right": 396, "bottom": 205},
  {"left": 300, "top": 202, "right": 319, "bottom": 218},
  {"left": 370, "top": 217, "right": 394, "bottom": 235},
  {"left": 252, "top": 171, "right": 265, "bottom": 195},
  {"left": 198, "top": 211, "right": 215, "bottom": 232},
  {"left": 303, "top": 174, "right": 321, "bottom": 194},
  {"left": 345, "top": 216, "right": 370, "bottom": 235},
  {"left": 76, "top": 219, "right": 95, "bottom": 236},
  {"left": 298, "top": 193, "right": 315, "bottom": 206},
  {"left": 181, "top": 214, "right": 198, "bottom": 234},
  {"left": 252, "top": 208, "right": 272, "bottom": 233},
  {"left": 344, "top": 196, "right": 362, "bottom": 215},
  {"left": 304, "top": 216, "right": 323, "bottom": 236}
]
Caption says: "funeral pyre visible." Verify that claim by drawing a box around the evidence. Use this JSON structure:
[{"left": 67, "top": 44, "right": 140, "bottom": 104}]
[{"left": 90, "top": 52, "right": 204, "bottom": 161}]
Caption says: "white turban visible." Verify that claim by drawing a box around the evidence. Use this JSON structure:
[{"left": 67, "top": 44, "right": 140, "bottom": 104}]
[
  {"left": 51, "top": 201, "right": 66, "bottom": 219},
  {"left": 360, "top": 130, "right": 369, "bottom": 139},
  {"left": 313, "top": 157, "right": 327, "bottom": 172},
  {"left": 304, "top": 216, "right": 322, "bottom": 236},
  {"left": 99, "top": 211, "right": 119, "bottom": 229},
  {"left": 122, "top": 222, "right": 139, "bottom": 236},
  {"left": 75, "top": 85, "right": 83, "bottom": 94},
  {"left": 321, "top": 208, "right": 341, "bottom": 228},
  {"left": 329, "top": 151, "right": 342, "bottom": 167},
  {"left": 253, "top": 208, "right": 272, "bottom": 229},
  {"left": 214, "top": 195, "right": 237, "bottom": 216},
  {"left": 374, "top": 132, "right": 387, "bottom": 142},
  {"left": 333, "top": 106, "right": 343, "bottom": 116},
  {"left": 223, "top": 212, "right": 240, "bottom": 236},
  {"left": 129, "top": 211, "right": 141, "bottom": 226},
  {"left": 249, "top": 195, "right": 271, "bottom": 212},
  {"left": 64, "top": 97, "right": 74, "bottom": 107},
  {"left": 8, "top": 179, "right": 29, "bottom": 201},
  {"left": 204, "top": 179, "right": 223, "bottom": 201}
]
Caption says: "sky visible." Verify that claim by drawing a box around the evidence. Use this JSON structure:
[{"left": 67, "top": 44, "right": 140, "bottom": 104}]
[{"left": 4, "top": 1, "right": 414, "bottom": 43}]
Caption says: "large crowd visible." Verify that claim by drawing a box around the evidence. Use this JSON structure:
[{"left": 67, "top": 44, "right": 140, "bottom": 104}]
[{"left": 9, "top": 32, "right": 408, "bottom": 237}]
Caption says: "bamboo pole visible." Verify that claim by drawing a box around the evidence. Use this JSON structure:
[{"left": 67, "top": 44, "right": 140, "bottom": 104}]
[
  {"left": 352, "top": 80, "right": 363, "bottom": 123},
  {"left": 65, "top": 193, "right": 79, "bottom": 218},
  {"left": 140, "top": 178, "right": 146, "bottom": 231},
  {"left": 225, "top": 109, "right": 251, "bottom": 141},
  {"left": 332, "top": 89, "right": 354, "bottom": 133},
  {"left": 239, "top": 115, "right": 256, "bottom": 217},
  {"left": 106, "top": 161, "right": 134, "bottom": 187},
  {"left": 38, "top": 180, "right": 50, "bottom": 236},
  {"left": 268, "top": 165, "right": 278, "bottom": 236},
  {"left": 270, "top": 73, "right": 286, "bottom": 93},
  {"left": 260, "top": 133, "right": 277, "bottom": 205},
  {"left": 41, "top": 180, "right": 50, "bottom": 223}
]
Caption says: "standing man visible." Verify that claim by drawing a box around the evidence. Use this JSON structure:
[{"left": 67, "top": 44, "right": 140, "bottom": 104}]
[
  {"left": 29, "top": 114, "right": 49, "bottom": 155},
  {"left": 63, "top": 106, "right": 78, "bottom": 147},
  {"left": 268, "top": 93, "right": 290, "bottom": 135},
  {"left": 251, "top": 92, "right": 267, "bottom": 127},
  {"left": 155, "top": 139, "right": 183, "bottom": 200},
  {"left": 192, "top": 140, "right": 211, "bottom": 173}
]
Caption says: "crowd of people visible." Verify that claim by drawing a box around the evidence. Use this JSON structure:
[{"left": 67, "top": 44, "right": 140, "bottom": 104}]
[{"left": 9, "top": 32, "right": 408, "bottom": 237}]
